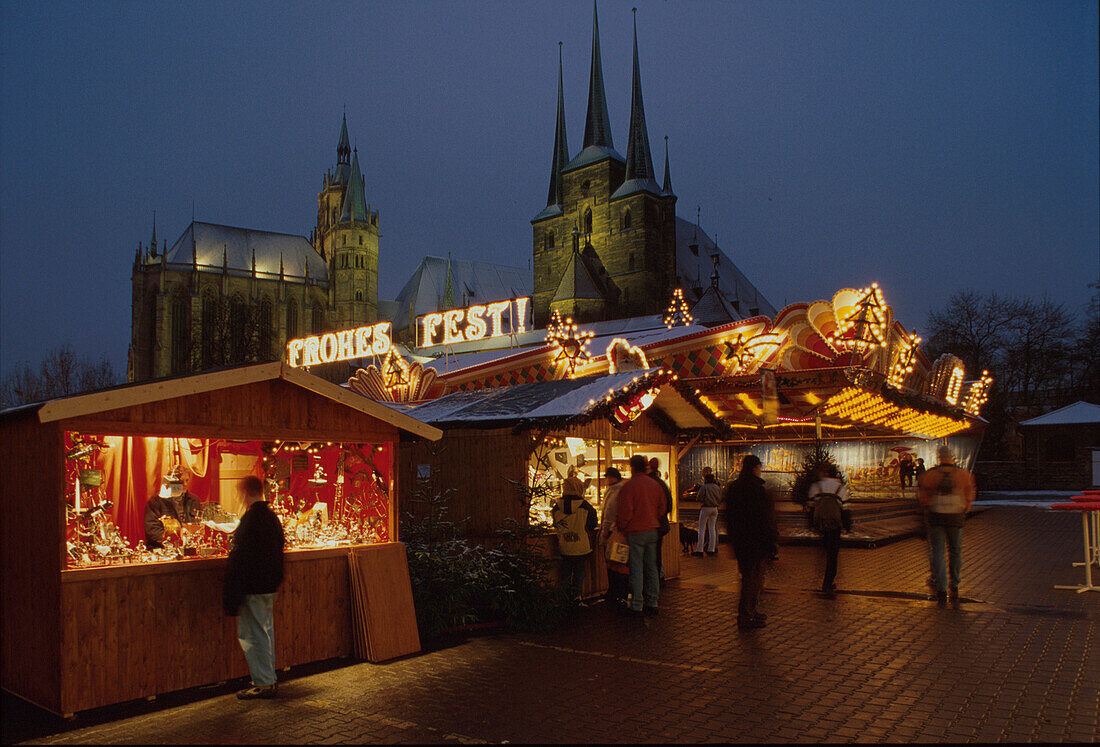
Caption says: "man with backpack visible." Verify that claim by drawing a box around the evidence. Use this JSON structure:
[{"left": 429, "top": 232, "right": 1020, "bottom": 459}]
[
  {"left": 808, "top": 464, "right": 850, "bottom": 597},
  {"left": 917, "top": 445, "right": 976, "bottom": 607}
]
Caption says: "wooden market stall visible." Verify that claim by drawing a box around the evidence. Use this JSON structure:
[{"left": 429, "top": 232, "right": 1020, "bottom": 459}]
[
  {"left": 392, "top": 369, "right": 728, "bottom": 597},
  {"left": 0, "top": 362, "right": 440, "bottom": 716}
]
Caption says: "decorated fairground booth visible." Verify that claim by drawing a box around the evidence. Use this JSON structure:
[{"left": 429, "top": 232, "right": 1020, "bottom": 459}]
[
  {"left": 0, "top": 362, "right": 440, "bottom": 716},
  {"left": 371, "top": 364, "right": 727, "bottom": 593},
  {"left": 339, "top": 284, "right": 990, "bottom": 544}
]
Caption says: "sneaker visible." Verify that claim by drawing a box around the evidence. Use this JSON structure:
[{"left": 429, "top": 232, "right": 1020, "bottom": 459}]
[
  {"left": 692, "top": 551, "right": 705, "bottom": 557},
  {"left": 706, "top": 551, "right": 718, "bottom": 557},
  {"left": 738, "top": 616, "right": 766, "bottom": 629},
  {"left": 643, "top": 606, "right": 659, "bottom": 617},
  {"left": 949, "top": 589, "right": 960, "bottom": 608},
  {"left": 936, "top": 591, "right": 948, "bottom": 608},
  {"left": 753, "top": 612, "right": 767, "bottom": 622},
  {"left": 237, "top": 684, "right": 277, "bottom": 700}
]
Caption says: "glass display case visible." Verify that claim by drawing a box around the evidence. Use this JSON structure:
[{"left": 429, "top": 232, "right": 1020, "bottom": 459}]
[{"left": 63, "top": 431, "right": 393, "bottom": 569}]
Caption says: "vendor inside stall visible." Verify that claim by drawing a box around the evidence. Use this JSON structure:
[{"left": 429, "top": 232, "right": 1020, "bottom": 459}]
[{"left": 144, "top": 466, "right": 201, "bottom": 549}]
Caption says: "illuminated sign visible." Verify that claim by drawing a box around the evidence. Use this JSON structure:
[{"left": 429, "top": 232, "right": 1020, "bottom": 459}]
[
  {"left": 417, "top": 297, "right": 529, "bottom": 348},
  {"left": 286, "top": 322, "right": 392, "bottom": 367}
]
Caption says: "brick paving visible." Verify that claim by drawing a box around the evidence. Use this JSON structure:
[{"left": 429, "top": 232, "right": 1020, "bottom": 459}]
[{"left": 4, "top": 506, "right": 1098, "bottom": 744}]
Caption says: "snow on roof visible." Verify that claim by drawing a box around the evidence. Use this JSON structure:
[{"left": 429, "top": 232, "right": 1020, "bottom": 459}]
[
  {"left": 158, "top": 221, "right": 328, "bottom": 282},
  {"left": 388, "top": 256, "right": 532, "bottom": 334},
  {"left": 1019, "top": 401, "right": 1100, "bottom": 427},
  {"left": 405, "top": 371, "right": 654, "bottom": 426}
]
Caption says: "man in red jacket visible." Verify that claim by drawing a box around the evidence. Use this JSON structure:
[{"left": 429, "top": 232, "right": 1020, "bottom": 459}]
[{"left": 617, "top": 454, "right": 667, "bottom": 616}]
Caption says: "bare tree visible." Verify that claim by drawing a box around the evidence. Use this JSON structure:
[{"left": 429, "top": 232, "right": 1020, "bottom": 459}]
[
  {"left": 0, "top": 346, "right": 118, "bottom": 408},
  {"left": 1069, "top": 282, "right": 1100, "bottom": 399},
  {"left": 999, "top": 297, "right": 1077, "bottom": 411},
  {"left": 924, "top": 291, "right": 1023, "bottom": 375}
]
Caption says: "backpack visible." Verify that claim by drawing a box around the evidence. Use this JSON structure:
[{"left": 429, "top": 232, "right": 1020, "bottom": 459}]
[
  {"left": 552, "top": 499, "right": 592, "bottom": 556},
  {"left": 812, "top": 492, "right": 843, "bottom": 532},
  {"left": 929, "top": 467, "right": 966, "bottom": 514}
]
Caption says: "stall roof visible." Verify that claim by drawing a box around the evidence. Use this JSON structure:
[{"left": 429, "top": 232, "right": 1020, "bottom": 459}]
[
  {"left": 392, "top": 370, "right": 719, "bottom": 433},
  {"left": 32, "top": 362, "right": 442, "bottom": 441},
  {"left": 1019, "top": 401, "right": 1100, "bottom": 427}
]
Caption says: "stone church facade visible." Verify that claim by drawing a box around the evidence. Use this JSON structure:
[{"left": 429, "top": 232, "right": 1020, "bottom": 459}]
[
  {"left": 128, "top": 116, "right": 380, "bottom": 382},
  {"left": 531, "top": 7, "right": 678, "bottom": 327}
]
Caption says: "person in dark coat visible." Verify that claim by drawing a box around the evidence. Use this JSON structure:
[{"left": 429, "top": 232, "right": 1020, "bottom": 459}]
[
  {"left": 223, "top": 476, "right": 285, "bottom": 700},
  {"left": 725, "top": 455, "right": 778, "bottom": 629}
]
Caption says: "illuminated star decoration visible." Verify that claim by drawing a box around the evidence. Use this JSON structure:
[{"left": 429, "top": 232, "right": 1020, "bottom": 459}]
[
  {"left": 664, "top": 288, "right": 693, "bottom": 328},
  {"left": 722, "top": 331, "right": 786, "bottom": 374},
  {"left": 832, "top": 283, "right": 888, "bottom": 355},
  {"left": 546, "top": 316, "right": 594, "bottom": 377}
]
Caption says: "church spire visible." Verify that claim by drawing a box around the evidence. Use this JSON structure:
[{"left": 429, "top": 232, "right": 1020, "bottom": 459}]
[
  {"left": 339, "top": 147, "right": 368, "bottom": 223},
  {"left": 582, "top": 1, "right": 613, "bottom": 151},
  {"left": 545, "top": 42, "right": 569, "bottom": 208},
  {"left": 662, "top": 135, "right": 674, "bottom": 196},
  {"left": 337, "top": 113, "right": 351, "bottom": 165},
  {"left": 330, "top": 114, "right": 352, "bottom": 187},
  {"left": 623, "top": 9, "right": 654, "bottom": 183},
  {"left": 612, "top": 9, "right": 661, "bottom": 199}
]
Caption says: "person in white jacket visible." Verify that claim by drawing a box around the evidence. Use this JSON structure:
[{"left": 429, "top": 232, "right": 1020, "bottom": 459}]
[{"left": 808, "top": 464, "right": 850, "bottom": 597}]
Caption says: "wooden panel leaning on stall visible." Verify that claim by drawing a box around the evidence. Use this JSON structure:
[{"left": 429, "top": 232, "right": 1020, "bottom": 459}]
[{"left": 0, "top": 363, "right": 438, "bottom": 716}]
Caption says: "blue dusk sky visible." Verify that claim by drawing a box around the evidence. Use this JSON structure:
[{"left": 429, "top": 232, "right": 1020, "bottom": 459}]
[{"left": 1, "top": 0, "right": 1097, "bottom": 376}]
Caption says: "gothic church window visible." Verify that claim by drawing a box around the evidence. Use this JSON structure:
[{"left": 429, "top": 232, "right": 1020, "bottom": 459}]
[
  {"left": 229, "top": 294, "right": 248, "bottom": 364},
  {"left": 546, "top": 232, "right": 555, "bottom": 250},
  {"left": 629, "top": 254, "right": 635, "bottom": 271},
  {"left": 258, "top": 297, "right": 273, "bottom": 361},
  {"left": 583, "top": 209, "right": 593, "bottom": 235},
  {"left": 170, "top": 294, "right": 189, "bottom": 375},
  {"left": 621, "top": 210, "right": 632, "bottom": 231},
  {"left": 359, "top": 236, "right": 363, "bottom": 245},
  {"left": 286, "top": 300, "right": 299, "bottom": 340},
  {"left": 312, "top": 302, "right": 324, "bottom": 334},
  {"left": 201, "top": 291, "right": 218, "bottom": 368},
  {"left": 356, "top": 291, "right": 363, "bottom": 301}
]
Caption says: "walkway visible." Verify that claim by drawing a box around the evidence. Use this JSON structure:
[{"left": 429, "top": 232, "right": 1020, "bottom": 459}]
[{"left": 4, "top": 507, "right": 1098, "bottom": 744}]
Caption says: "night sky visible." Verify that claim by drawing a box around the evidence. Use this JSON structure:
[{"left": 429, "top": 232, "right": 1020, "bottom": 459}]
[{"left": 2, "top": 0, "right": 1097, "bottom": 377}]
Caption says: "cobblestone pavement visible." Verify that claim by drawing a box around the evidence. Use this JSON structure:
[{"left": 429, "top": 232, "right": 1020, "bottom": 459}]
[{"left": 5, "top": 507, "right": 1098, "bottom": 744}]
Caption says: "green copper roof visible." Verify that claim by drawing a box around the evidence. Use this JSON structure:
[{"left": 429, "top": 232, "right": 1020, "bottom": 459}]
[{"left": 339, "top": 149, "right": 368, "bottom": 223}]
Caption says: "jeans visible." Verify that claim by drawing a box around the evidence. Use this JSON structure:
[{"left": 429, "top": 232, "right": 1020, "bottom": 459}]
[
  {"left": 927, "top": 524, "right": 963, "bottom": 593},
  {"left": 627, "top": 530, "right": 660, "bottom": 611},
  {"left": 560, "top": 555, "right": 587, "bottom": 601},
  {"left": 696, "top": 507, "right": 719, "bottom": 553},
  {"left": 237, "top": 593, "right": 277, "bottom": 687},
  {"left": 822, "top": 529, "right": 841, "bottom": 590}
]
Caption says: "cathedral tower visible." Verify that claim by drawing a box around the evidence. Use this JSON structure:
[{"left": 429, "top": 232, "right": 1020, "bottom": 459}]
[
  {"left": 531, "top": 4, "right": 676, "bottom": 327},
  {"left": 314, "top": 114, "right": 380, "bottom": 329}
]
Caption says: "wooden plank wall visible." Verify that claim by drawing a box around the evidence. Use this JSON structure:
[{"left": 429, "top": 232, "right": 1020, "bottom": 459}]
[
  {"left": 0, "top": 412, "right": 63, "bottom": 713},
  {"left": 57, "top": 550, "right": 353, "bottom": 714},
  {"left": 399, "top": 428, "right": 528, "bottom": 536},
  {"left": 67, "top": 379, "right": 400, "bottom": 443}
]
